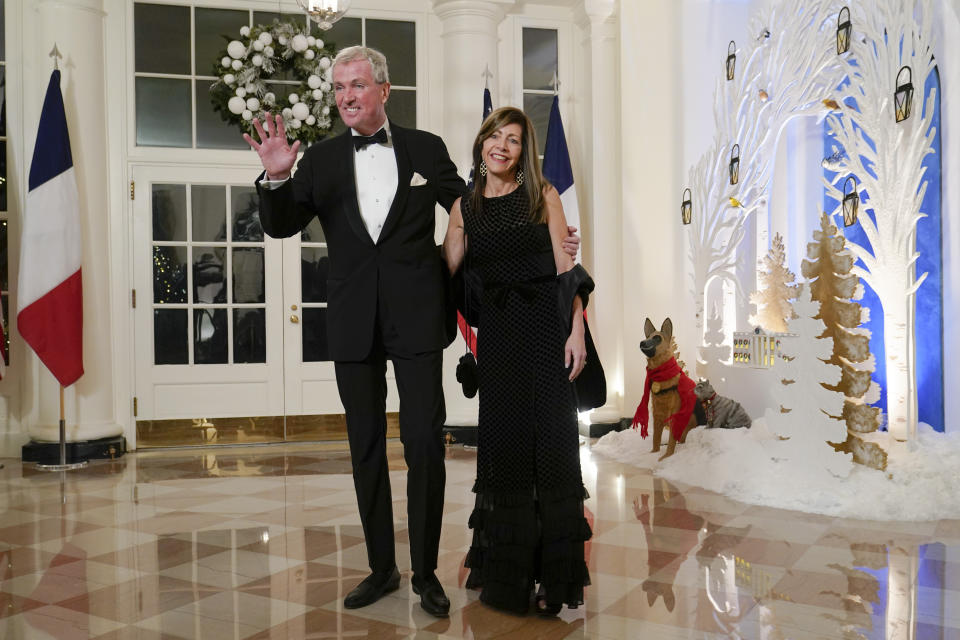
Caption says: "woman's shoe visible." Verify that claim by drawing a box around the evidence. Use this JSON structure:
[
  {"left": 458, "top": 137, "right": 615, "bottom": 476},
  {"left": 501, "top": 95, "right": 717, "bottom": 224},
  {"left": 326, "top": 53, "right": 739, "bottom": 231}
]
[{"left": 535, "top": 585, "right": 562, "bottom": 617}]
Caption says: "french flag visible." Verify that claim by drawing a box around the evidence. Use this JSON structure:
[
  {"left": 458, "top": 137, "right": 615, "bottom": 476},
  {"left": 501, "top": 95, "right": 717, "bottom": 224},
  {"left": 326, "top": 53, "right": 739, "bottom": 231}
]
[
  {"left": 17, "top": 70, "right": 84, "bottom": 387},
  {"left": 542, "top": 94, "right": 580, "bottom": 259}
]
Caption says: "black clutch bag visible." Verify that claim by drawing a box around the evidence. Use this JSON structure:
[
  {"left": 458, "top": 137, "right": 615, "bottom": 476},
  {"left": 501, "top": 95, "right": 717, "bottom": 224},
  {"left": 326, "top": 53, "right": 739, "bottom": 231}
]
[{"left": 456, "top": 352, "right": 479, "bottom": 398}]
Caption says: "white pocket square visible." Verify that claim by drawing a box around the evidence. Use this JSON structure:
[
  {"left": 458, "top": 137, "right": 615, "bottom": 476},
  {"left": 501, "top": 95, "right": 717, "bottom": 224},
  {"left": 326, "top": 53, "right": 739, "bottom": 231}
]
[{"left": 410, "top": 172, "right": 428, "bottom": 187}]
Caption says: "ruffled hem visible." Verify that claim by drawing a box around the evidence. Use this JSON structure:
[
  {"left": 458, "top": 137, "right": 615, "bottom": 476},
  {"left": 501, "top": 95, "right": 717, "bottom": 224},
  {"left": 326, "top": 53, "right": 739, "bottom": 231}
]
[{"left": 465, "top": 481, "right": 592, "bottom": 613}]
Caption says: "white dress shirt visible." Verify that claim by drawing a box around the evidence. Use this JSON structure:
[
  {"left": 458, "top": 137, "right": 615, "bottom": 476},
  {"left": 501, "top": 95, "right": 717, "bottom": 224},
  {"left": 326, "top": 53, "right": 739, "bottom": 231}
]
[
  {"left": 259, "top": 119, "right": 398, "bottom": 243},
  {"left": 353, "top": 120, "right": 397, "bottom": 243}
]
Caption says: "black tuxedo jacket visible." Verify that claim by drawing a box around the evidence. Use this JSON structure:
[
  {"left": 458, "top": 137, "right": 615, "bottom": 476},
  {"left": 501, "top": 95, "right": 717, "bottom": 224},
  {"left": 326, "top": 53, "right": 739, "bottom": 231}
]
[{"left": 257, "top": 123, "right": 466, "bottom": 361}]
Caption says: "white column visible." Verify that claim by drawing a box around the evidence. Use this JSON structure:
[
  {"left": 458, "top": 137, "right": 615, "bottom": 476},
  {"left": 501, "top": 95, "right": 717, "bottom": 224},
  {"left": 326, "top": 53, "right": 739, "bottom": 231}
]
[
  {"left": 434, "top": 0, "right": 511, "bottom": 426},
  {"left": 26, "top": 0, "right": 122, "bottom": 442},
  {"left": 576, "top": 0, "right": 622, "bottom": 425},
  {"left": 432, "top": 0, "right": 514, "bottom": 174}
]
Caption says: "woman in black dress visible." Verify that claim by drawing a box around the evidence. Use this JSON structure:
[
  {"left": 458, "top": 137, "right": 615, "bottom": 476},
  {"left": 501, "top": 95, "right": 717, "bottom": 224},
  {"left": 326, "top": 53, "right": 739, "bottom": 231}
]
[{"left": 443, "top": 107, "right": 592, "bottom": 616}]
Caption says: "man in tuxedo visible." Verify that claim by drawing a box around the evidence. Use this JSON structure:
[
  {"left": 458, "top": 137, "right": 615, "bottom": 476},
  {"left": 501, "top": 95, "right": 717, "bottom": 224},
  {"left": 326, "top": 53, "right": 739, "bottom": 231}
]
[{"left": 247, "top": 46, "right": 578, "bottom": 617}]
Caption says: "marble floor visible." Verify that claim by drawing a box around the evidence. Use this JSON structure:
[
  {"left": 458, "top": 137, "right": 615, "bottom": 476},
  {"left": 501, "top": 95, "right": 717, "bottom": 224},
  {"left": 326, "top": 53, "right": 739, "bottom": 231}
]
[{"left": 1, "top": 440, "right": 959, "bottom": 639}]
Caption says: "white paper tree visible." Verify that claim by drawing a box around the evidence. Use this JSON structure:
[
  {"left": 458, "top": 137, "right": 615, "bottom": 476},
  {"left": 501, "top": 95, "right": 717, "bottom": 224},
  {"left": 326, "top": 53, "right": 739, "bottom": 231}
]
[
  {"left": 699, "top": 302, "right": 731, "bottom": 367},
  {"left": 766, "top": 284, "right": 850, "bottom": 475},
  {"left": 750, "top": 232, "right": 797, "bottom": 332},
  {"left": 687, "top": 0, "right": 847, "bottom": 345},
  {"left": 822, "top": 0, "right": 937, "bottom": 441}
]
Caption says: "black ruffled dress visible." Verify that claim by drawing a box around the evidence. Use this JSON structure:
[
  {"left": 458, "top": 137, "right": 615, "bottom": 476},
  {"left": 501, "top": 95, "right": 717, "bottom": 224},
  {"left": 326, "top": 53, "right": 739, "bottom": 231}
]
[{"left": 461, "top": 187, "right": 592, "bottom": 614}]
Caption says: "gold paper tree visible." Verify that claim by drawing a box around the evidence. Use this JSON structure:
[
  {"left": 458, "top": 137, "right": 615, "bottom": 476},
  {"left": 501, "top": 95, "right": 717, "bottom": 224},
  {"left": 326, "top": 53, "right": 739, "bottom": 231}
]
[
  {"left": 801, "top": 214, "right": 886, "bottom": 470},
  {"left": 749, "top": 233, "right": 797, "bottom": 333}
]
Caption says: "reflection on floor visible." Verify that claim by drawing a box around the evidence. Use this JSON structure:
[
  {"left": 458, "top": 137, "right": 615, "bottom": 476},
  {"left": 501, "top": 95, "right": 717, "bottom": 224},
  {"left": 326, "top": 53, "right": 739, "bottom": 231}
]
[{"left": 1, "top": 441, "right": 959, "bottom": 639}]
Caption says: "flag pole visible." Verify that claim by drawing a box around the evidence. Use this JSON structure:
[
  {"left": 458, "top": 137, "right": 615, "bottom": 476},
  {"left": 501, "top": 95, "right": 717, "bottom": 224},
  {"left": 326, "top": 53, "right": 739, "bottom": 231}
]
[
  {"left": 31, "top": 44, "right": 87, "bottom": 472},
  {"left": 34, "top": 384, "right": 87, "bottom": 471}
]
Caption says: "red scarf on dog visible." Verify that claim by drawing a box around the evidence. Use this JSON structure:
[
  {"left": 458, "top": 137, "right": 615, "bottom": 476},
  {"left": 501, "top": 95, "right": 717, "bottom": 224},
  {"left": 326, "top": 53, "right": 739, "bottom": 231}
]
[{"left": 632, "top": 357, "right": 696, "bottom": 441}]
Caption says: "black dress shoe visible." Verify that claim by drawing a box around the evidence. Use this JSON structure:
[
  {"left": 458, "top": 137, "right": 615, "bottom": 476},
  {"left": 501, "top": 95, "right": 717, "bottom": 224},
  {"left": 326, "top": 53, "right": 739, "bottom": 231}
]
[
  {"left": 411, "top": 573, "right": 450, "bottom": 617},
  {"left": 344, "top": 567, "right": 400, "bottom": 609}
]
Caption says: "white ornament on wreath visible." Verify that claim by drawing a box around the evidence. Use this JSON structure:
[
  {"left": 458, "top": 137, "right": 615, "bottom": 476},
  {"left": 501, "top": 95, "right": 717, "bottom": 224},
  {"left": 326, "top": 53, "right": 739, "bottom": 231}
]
[
  {"left": 211, "top": 20, "right": 339, "bottom": 144},
  {"left": 227, "top": 40, "right": 246, "bottom": 59},
  {"left": 292, "top": 102, "right": 310, "bottom": 121},
  {"left": 228, "top": 96, "right": 246, "bottom": 115}
]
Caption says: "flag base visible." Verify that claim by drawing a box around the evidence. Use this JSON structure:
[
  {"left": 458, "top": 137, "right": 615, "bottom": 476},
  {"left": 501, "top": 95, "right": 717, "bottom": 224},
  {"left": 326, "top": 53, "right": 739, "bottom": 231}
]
[
  {"left": 442, "top": 424, "right": 478, "bottom": 447},
  {"left": 22, "top": 435, "right": 127, "bottom": 466}
]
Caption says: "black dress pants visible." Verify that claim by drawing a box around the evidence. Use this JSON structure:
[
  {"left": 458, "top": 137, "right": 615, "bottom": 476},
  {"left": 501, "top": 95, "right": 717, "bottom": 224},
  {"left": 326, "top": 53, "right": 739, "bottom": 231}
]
[{"left": 334, "top": 312, "right": 446, "bottom": 578}]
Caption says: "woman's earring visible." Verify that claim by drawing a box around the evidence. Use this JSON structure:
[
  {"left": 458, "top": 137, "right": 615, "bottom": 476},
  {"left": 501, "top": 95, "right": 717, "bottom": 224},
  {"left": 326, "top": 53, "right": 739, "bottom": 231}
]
[
  {"left": 479, "top": 160, "right": 487, "bottom": 177},
  {"left": 515, "top": 167, "right": 524, "bottom": 186}
]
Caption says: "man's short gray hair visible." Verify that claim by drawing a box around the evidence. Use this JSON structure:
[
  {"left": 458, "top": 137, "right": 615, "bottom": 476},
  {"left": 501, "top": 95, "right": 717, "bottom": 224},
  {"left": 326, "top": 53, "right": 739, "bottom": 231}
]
[{"left": 332, "top": 46, "right": 390, "bottom": 84}]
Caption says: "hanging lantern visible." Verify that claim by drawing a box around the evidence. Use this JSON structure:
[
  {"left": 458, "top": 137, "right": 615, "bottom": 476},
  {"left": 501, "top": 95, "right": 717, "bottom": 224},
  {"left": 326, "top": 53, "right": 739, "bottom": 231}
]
[
  {"left": 836, "top": 7, "right": 851, "bottom": 55},
  {"left": 893, "top": 66, "right": 913, "bottom": 122},
  {"left": 295, "top": 0, "right": 352, "bottom": 30},
  {"left": 726, "top": 41, "right": 736, "bottom": 81},
  {"left": 729, "top": 144, "right": 740, "bottom": 185},
  {"left": 681, "top": 188, "right": 692, "bottom": 225},
  {"left": 842, "top": 176, "right": 859, "bottom": 227},
  {"left": 894, "top": 66, "right": 914, "bottom": 122}
]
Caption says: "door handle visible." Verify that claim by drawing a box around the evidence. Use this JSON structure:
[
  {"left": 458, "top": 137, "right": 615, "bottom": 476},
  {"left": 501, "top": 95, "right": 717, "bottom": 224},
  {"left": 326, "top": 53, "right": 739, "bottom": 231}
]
[{"left": 290, "top": 315, "right": 299, "bottom": 324}]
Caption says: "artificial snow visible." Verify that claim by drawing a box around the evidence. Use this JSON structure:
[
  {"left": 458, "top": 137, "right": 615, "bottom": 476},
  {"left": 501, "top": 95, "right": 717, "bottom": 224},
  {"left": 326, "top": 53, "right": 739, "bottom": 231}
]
[{"left": 592, "top": 420, "right": 960, "bottom": 522}]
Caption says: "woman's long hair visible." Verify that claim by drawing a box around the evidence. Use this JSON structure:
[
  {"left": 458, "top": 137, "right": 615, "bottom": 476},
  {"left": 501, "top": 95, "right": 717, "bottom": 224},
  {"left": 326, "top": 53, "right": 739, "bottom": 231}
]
[{"left": 469, "top": 107, "right": 548, "bottom": 223}]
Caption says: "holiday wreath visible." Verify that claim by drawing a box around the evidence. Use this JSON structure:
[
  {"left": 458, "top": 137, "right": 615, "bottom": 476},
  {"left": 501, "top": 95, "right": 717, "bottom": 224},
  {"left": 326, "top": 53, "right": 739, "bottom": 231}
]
[{"left": 211, "top": 21, "right": 339, "bottom": 144}]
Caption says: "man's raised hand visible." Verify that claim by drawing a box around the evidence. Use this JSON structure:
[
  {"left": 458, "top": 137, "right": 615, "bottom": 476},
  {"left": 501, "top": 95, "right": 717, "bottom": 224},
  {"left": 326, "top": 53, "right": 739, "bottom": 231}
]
[{"left": 243, "top": 113, "right": 301, "bottom": 180}]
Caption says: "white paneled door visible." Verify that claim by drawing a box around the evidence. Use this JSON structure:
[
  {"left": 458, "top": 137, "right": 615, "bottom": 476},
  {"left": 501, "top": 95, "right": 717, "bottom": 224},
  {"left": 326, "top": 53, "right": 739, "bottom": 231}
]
[
  {"left": 132, "top": 164, "right": 285, "bottom": 423},
  {"left": 132, "top": 165, "right": 398, "bottom": 444}
]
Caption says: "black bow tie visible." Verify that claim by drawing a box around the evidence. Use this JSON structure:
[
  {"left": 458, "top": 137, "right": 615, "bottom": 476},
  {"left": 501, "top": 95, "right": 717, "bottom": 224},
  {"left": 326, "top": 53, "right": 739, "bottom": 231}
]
[{"left": 353, "top": 128, "right": 388, "bottom": 150}]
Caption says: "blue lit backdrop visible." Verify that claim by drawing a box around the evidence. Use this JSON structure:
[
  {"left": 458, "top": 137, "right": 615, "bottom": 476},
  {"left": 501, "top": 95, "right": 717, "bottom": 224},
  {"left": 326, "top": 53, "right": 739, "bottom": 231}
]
[{"left": 823, "top": 66, "right": 943, "bottom": 432}]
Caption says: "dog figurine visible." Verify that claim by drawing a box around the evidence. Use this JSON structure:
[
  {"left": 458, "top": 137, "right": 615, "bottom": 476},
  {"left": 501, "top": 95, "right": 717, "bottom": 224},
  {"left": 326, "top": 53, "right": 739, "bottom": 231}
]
[
  {"left": 694, "top": 379, "right": 752, "bottom": 430},
  {"left": 632, "top": 318, "right": 699, "bottom": 460}
]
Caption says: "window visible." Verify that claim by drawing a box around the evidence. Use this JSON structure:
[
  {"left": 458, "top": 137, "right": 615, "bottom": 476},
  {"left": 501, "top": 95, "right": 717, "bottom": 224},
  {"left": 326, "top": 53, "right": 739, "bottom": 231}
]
[
  {"left": 521, "top": 27, "right": 558, "bottom": 156},
  {"left": 151, "top": 183, "right": 266, "bottom": 365},
  {"left": 133, "top": 4, "right": 417, "bottom": 149}
]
